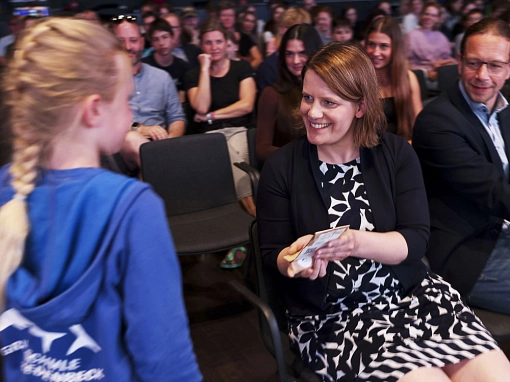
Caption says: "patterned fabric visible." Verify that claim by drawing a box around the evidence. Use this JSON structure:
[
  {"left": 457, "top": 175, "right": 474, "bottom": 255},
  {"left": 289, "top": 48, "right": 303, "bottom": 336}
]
[{"left": 288, "top": 159, "right": 499, "bottom": 382}]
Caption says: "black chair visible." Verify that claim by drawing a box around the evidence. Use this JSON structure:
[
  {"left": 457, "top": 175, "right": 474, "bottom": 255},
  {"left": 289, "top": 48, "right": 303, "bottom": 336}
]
[
  {"left": 411, "top": 69, "right": 429, "bottom": 102},
  {"left": 437, "top": 64, "right": 459, "bottom": 93},
  {"left": 234, "top": 128, "right": 261, "bottom": 201},
  {"left": 230, "top": 220, "right": 320, "bottom": 382},
  {"left": 140, "top": 134, "right": 254, "bottom": 255}
]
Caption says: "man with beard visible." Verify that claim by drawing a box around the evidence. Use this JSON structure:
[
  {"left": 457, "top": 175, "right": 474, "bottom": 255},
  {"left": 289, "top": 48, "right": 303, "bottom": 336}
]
[
  {"left": 413, "top": 18, "right": 510, "bottom": 315},
  {"left": 113, "top": 16, "right": 185, "bottom": 140}
]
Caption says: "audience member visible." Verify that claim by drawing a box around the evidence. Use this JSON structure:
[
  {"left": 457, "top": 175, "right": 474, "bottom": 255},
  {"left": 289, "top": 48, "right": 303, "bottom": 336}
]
[
  {"left": 163, "top": 13, "right": 202, "bottom": 68},
  {"left": 0, "top": 16, "right": 23, "bottom": 66},
  {"left": 181, "top": 6, "right": 201, "bottom": 46},
  {"left": 219, "top": 0, "right": 263, "bottom": 69},
  {"left": 112, "top": 15, "right": 185, "bottom": 140},
  {"left": 141, "top": 11, "right": 157, "bottom": 56},
  {"left": 184, "top": 18, "right": 256, "bottom": 222},
  {"left": 158, "top": 3, "right": 173, "bottom": 17},
  {"left": 406, "top": 2, "right": 457, "bottom": 85},
  {"left": 454, "top": 8, "right": 484, "bottom": 55},
  {"left": 75, "top": 9, "right": 100, "bottom": 23},
  {"left": 0, "top": 17, "right": 201, "bottom": 381},
  {"left": 302, "top": 0, "right": 316, "bottom": 12},
  {"left": 257, "top": 41, "right": 510, "bottom": 382},
  {"left": 256, "top": 24, "right": 322, "bottom": 162},
  {"left": 377, "top": 1, "right": 393, "bottom": 16},
  {"left": 313, "top": 6, "right": 334, "bottom": 44},
  {"left": 413, "top": 18, "right": 510, "bottom": 315},
  {"left": 402, "top": 0, "right": 424, "bottom": 34},
  {"left": 365, "top": 16, "right": 422, "bottom": 139},
  {"left": 256, "top": 7, "right": 312, "bottom": 91},
  {"left": 331, "top": 18, "right": 356, "bottom": 43},
  {"left": 143, "top": 18, "right": 191, "bottom": 102},
  {"left": 444, "top": 0, "right": 464, "bottom": 38},
  {"left": 225, "top": 30, "right": 240, "bottom": 60},
  {"left": 342, "top": 6, "right": 363, "bottom": 40}
]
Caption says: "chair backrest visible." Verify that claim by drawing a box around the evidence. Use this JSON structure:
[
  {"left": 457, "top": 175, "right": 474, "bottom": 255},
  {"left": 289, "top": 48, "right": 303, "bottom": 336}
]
[
  {"left": 140, "top": 134, "right": 238, "bottom": 216},
  {"left": 411, "top": 69, "right": 428, "bottom": 101},
  {"left": 247, "top": 128, "right": 263, "bottom": 171},
  {"left": 437, "top": 64, "right": 459, "bottom": 93}
]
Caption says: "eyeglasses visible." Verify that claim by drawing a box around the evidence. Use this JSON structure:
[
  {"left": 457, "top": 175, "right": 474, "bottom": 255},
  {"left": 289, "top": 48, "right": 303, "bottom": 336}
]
[
  {"left": 462, "top": 57, "right": 509, "bottom": 74},
  {"left": 111, "top": 15, "right": 137, "bottom": 24}
]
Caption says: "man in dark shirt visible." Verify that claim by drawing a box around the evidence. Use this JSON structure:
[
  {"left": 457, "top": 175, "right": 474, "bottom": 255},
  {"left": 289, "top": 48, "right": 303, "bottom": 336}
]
[{"left": 142, "top": 18, "right": 191, "bottom": 102}]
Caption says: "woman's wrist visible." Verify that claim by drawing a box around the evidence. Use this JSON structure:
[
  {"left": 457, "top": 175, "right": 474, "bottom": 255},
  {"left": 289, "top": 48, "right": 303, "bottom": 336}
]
[{"left": 206, "top": 112, "right": 215, "bottom": 125}]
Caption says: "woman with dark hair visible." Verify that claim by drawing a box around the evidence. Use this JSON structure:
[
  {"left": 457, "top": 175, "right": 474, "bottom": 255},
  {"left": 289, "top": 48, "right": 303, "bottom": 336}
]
[
  {"left": 257, "top": 42, "right": 510, "bottom": 381},
  {"left": 256, "top": 24, "right": 323, "bottom": 162},
  {"left": 365, "top": 16, "right": 422, "bottom": 140}
]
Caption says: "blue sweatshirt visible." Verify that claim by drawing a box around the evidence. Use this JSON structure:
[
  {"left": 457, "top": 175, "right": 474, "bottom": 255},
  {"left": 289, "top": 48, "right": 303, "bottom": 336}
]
[{"left": 0, "top": 166, "right": 202, "bottom": 381}]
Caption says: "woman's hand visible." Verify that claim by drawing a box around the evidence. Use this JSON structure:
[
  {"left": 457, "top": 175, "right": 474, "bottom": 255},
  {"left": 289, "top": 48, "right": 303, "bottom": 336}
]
[
  {"left": 194, "top": 113, "right": 207, "bottom": 123},
  {"left": 314, "top": 229, "right": 358, "bottom": 262},
  {"left": 277, "top": 235, "right": 329, "bottom": 280},
  {"left": 198, "top": 53, "right": 211, "bottom": 70}
]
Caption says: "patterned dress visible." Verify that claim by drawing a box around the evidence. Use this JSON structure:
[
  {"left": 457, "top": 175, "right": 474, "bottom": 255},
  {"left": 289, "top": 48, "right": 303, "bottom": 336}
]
[{"left": 288, "top": 158, "right": 499, "bottom": 382}]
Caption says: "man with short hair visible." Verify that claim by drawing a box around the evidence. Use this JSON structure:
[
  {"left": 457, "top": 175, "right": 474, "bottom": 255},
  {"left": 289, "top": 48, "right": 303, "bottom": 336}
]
[
  {"left": 142, "top": 18, "right": 191, "bottom": 102},
  {"left": 113, "top": 18, "right": 185, "bottom": 140},
  {"left": 413, "top": 18, "right": 510, "bottom": 314},
  {"left": 163, "top": 13, "right": 201, "bottom": 69}
]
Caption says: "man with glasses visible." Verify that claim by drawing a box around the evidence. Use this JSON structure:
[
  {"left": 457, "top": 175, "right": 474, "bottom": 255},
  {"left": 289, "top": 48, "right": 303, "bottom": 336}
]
[
  {"left": 112, "top": 15, "right": 185, "bottom": 140},
  {"left": 413, "top": 18, "right": 510, "bottom": 315}
]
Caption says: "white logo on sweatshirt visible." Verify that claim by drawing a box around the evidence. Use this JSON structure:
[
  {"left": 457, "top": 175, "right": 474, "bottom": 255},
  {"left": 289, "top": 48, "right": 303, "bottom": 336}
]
[{"left": 0, "top": 308, "right": 101, "bottom": 355}]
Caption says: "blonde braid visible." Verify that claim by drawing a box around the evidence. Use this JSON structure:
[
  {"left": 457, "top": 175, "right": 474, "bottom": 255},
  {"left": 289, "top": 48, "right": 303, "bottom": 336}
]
[{"left": 0, "top": 17, "right": 125, "bottom": 310}]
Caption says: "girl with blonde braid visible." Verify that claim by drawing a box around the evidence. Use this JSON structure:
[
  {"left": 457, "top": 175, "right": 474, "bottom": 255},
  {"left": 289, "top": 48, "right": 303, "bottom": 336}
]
[{"left": 0, "top": 18, "right": 201, "bottom": 381}]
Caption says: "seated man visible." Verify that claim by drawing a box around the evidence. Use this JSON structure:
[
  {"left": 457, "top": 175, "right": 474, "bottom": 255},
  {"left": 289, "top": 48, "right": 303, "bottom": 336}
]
[
  {"left": 413, "top": 18, "right": 510, "bottom": 315},
  {"left": 142, "top": 18, "right": 191, "bottom": 102},
  {"left": 112, "top": 16, "right": 185, "bottom": 141},
  {"left": 163, "top": 13, "right": 202, "bottom": 69}
]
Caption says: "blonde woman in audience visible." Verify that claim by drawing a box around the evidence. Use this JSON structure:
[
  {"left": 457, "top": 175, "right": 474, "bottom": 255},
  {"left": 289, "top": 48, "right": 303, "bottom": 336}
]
[
  {"left": 0, "top": 17, "right": 201, "bottom": 381},
  {"left": 365, "top": 16, "right": 422, "bottom": 140},
  {"left": 264, "top": 6, "right": 312, "bottom": 57}
]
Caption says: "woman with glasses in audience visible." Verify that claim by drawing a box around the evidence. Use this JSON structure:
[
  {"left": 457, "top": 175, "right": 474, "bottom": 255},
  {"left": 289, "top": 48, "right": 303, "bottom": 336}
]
[
  {"left": 257, "top": 41, "right": 510, "bottom": 382},
  {"left": 365, "top": 16, "right": 422, "bottom": 140},
  {"left": 256, "top": 24, "right": 322, "bottom": 163},
  {"left": 0, "top": 18, "right": 201, "bottom": 381},
  {"left": 185, "top": 18, "right": 256, "bottom": 267}
]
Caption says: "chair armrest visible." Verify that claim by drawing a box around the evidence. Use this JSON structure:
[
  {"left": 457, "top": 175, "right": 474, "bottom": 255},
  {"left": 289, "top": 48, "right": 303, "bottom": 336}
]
[
  {"left": 228, "top": 279, "right": 297, "bottom": 382},
  {"left": 234, "top": 161, "right": 260, "bottom": 201}
]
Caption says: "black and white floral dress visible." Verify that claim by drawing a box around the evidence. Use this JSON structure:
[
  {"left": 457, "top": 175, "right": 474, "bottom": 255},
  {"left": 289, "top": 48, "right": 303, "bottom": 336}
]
[{"left": 288, "top": 158, "right": 499, "bottom": 382}]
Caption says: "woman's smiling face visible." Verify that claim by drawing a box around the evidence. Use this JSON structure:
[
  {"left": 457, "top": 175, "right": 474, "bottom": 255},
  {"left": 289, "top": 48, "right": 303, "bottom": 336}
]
[{"left": 300, "top": 70, "right": 364, "bottom": 150}]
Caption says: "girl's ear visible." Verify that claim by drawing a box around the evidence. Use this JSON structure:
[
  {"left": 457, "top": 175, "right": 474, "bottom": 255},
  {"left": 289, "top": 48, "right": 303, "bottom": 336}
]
[
  {"left": 81, "top": 94, "right": 102, "bottom": 128},
  {"left": 356, "top": 98, "right": 366, "bottom": 118}
]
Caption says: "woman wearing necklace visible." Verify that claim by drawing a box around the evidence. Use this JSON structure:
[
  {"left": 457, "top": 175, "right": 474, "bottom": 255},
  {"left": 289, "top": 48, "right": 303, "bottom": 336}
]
[
  {"left": 365, "top": 16, "right": 422, "bottom": 140},
  {"left": 184, "top": 17, "right": 257, "bottom": 267}
]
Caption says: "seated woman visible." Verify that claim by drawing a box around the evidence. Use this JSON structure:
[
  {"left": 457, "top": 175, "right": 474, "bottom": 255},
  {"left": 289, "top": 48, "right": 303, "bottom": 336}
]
[
  {"left": 256, "top": 23, "right": 323, "bottom": 163},
  {"left": 365, "top": 16, "right": 422, "bottom": 140},
  {"left": 0, "top": 18, "right": 201, "bottom": 380},
  {"left": 406, "top": 2, "right": 457, "bottom": 86},
  {"left": 257, "top": 42, "right": 510, "bottom": 381},
  {"left": 185, "top": 17, "right": 256, "bottom": 267}
]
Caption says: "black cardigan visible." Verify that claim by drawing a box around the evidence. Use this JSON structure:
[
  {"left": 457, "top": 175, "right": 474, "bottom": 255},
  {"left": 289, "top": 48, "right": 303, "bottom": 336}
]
[{"left": 257, "top": 133, "right": 429, "bottom": 316}]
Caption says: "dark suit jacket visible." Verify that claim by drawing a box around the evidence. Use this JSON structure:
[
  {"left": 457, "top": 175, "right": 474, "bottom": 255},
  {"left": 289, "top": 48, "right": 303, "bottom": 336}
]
[
  {"left": 413, "top": 82, "right": 510, "bottom": 295},
  {"left": 257, "top": 134, "right": 429, "bottom": 316}
]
